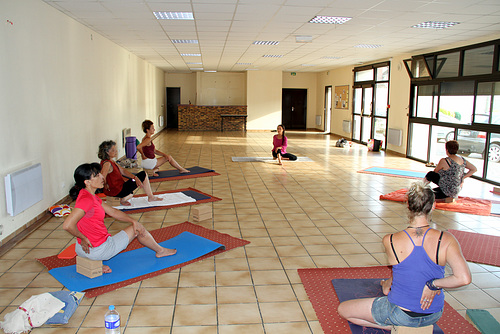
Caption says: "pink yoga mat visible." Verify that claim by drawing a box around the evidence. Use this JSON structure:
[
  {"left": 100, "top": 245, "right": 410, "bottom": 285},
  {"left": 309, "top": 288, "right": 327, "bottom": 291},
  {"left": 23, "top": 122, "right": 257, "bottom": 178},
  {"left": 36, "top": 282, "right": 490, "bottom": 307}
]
[{"left": 448, "top": 229, "right": 500, "bottom": 267}]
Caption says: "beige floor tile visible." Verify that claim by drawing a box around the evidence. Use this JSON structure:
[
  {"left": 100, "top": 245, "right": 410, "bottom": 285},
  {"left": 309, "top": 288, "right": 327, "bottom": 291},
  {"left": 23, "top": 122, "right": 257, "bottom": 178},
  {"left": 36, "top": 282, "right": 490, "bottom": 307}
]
[
  {"left": 125, "top": 328, "right": 172, "bottom": 334},
  {"left": 218, "top": 285, "right": 257, "bottom": 303},
  {"left": 176, "top": 286, "right": 216, "bottom": 304},
  {"left": 135, "top": 287, "right": 177, "bottom": 305},
  {"left": 0, "top": 272, "right": 38, "bottom": 288},
  {"left": 219, "top": 324, "right": 265, "bottom": 334},
  {"left": 259, "top": 302, "right": 307, "bottom": 323},
  {"left": 218, "top": 303, "right": 262, "bottom": 325},
  {"left": 81, "top": 305, "right": 132, "bottom": 327},
  {"left": 128, "top": 305, "right": 174, "bottom": 327},
  {"left": 173, "top": 304, "right": 217, "bottom": 326},
  {"left": 255, "top": 284, "right": 297, "bottom": 302},
  {"left": 171, "top": 326, "right": 217, "bottom": 334},
  {"left": 179, "top": 271, "right": 216, "bottom": 287},
  {"left": 141, "top": 272, "right": 179, "bottom": 288},
  {"left": 216, "top": 270, "right": 253, "bottom": 286},
  {"left": 264, "top": 321, "right": 312, "bottom": 333}
]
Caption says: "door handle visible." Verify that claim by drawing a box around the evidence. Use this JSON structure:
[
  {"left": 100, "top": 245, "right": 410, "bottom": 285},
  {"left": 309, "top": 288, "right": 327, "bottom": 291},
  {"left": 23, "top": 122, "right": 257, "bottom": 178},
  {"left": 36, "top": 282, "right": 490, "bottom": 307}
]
[{"left": 292, "top": 107, "right": 295, "bottom": 112}]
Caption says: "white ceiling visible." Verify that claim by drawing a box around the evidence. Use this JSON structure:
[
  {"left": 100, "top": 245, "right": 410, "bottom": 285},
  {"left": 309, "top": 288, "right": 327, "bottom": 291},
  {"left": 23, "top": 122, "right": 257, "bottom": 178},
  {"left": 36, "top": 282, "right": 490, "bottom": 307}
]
[{"left": 42, "top": 0, "right": 500, "bottom": 73}]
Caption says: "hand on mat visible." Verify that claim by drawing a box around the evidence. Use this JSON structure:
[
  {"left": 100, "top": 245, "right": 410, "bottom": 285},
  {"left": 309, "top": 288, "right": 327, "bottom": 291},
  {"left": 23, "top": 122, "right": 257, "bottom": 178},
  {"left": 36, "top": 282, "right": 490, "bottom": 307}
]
[
  {"left": 80, "top": 237, "right": 93, "bottom": 254},
  {"left": 420, "top": 286, "right": 441, "bottom": 310}
]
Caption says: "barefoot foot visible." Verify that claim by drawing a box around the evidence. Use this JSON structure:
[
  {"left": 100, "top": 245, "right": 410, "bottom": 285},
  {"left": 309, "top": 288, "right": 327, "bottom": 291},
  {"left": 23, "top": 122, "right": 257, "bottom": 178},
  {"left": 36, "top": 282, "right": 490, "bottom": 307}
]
[
  {"left": 156, "top": 248, "right": 177, "bottom": 258},
  {"left": 103, "top": 265, "right": 112, "bottom": 274},
  {"left": 180, "top": 168, "right": 190, "bottom": 174},
  {"left": 148, "top": 196, "right": 162, "bottom": 202},
  {"left": 120, "top": 200, "right": 132, "bottom": 206}
]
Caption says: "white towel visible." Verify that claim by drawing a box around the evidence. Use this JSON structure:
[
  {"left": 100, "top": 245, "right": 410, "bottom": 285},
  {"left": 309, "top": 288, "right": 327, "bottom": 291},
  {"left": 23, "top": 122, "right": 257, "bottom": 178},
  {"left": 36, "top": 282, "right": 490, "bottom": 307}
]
[
  {"left": 113, "top": 192, "right": 196, "bottom": 210},
  {"left": 0, "top": 293, "right": 65, "bottom": 333}
]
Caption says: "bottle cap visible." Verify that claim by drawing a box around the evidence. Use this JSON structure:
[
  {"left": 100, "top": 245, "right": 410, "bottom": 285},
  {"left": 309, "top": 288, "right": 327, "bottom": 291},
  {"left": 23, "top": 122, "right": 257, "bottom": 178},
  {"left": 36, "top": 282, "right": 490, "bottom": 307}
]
[{"left": 109, "top": 305, "right": 115, "bottom": 310}]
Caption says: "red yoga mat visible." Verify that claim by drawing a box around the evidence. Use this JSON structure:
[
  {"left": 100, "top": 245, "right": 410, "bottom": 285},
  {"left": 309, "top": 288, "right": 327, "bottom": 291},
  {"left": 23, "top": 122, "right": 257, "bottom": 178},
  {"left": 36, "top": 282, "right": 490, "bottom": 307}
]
[
  {"left": 298, "top": 266, "right": 479, "bottom": 334},
  {"left": 380, "top": 188, "right": 493, "bottom": 216},
  {"left": 448, "top": 229, "right": 500, "bottom": 267},
  {"left": 38, "top": 222, "right": 249, "bottom": 298}
]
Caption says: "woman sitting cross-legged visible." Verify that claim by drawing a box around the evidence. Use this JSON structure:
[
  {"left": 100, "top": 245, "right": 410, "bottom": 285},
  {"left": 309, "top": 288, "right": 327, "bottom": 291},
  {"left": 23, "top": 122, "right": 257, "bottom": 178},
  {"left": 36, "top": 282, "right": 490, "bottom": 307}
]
[
  {"left": 98, "top": 140, "right": 161, "bottom": 206},
  {"left": 338, "top": 181, "right": 471, "bottom": 330},
  {"left": 64, "top": 163, "right": 176, "bottom": 273}
]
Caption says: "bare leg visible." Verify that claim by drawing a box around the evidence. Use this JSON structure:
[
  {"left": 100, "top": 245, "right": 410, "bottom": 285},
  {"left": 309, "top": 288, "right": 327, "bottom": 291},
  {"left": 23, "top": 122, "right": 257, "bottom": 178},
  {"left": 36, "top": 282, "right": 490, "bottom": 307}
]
[
  {"left": 338, "top": 298, "right": 392, "bottom": 331},
  {"left": 120, "top": 194, "right": 133, "bottom": 206},
  {"left": 164, "top": 155, "right": 189, "bottom": 173},
  {"left": 277, "top": 153, "right": 282, "bottom": 165},
  {"left": 124, "top": 224, "right": 176, "bottom": 257},
  {"left": 141, "top": 175, "right": 161, "bottom": 202}
]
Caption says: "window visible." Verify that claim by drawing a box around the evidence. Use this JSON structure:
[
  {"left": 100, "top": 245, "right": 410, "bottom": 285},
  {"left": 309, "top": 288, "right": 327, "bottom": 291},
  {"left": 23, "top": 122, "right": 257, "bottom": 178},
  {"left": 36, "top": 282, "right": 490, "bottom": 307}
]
[
  {"left": 409, "top": 123, "right": 429, "bottom": 161},
  {"left": 376, "top": 66, "right": 389, "bottom": 81},
  {"left": 464, "top": 45, "right": 494, "bottom": 76},
  {"left": 414, "top": 85, "right": 438, "bottom": 118},
  {"left": 438, "top": 81, "right": 474, "bottom": 124},
  {"left": 475, "top": 82, "right": 500, "bottom": 124},
  {"left": 436, "top": 52, "right": 460, "bottom": 78},
  {"left": 355, "top": 69, "right": 374, "bottom": 82},
  {"left": 374, "top": 83, "right": 388, "bottom": 117}
]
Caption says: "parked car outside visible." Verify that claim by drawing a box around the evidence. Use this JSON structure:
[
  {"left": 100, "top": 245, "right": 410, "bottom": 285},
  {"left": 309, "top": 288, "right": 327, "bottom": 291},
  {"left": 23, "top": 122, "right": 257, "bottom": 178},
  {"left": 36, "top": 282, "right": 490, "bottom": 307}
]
[{"left": 438, "top": 129, "right": 500, "bottom": 162}]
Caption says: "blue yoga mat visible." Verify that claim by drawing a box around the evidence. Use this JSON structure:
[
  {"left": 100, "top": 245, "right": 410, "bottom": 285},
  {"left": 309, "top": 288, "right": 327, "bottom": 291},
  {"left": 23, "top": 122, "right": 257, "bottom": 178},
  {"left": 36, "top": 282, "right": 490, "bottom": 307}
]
[
  {"left": 149, "top": 166, "right": 215, "bottom": 179},
  {"left": 49, "top": 232, "right": 224, "bottom": 291},
  {"left": 332, "top": 278, "right": 443, "bottom": 334},
  {"left": 362, "top": 167, "right": 427, "bottom": 179}
]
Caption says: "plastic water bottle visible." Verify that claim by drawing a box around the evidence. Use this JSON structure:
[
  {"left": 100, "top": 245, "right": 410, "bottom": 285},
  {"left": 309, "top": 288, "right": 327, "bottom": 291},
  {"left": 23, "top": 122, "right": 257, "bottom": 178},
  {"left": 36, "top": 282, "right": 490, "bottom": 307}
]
[{"left": 104, "top": 305, "right": 120, "bottom": 334}]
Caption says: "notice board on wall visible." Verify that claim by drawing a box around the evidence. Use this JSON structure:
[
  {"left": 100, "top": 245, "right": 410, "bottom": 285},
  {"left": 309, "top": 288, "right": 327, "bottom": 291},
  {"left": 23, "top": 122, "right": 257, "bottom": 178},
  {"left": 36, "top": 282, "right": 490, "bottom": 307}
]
[{"left": 334, "top": 85, "right": 349, "bottom": 109}]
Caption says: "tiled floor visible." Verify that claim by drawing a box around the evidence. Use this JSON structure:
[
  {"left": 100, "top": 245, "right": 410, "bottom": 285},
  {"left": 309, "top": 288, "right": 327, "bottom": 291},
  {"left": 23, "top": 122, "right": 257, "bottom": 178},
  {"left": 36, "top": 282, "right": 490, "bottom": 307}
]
[{"left": 1, "top": 130, "right": 500, "bottom": 333}]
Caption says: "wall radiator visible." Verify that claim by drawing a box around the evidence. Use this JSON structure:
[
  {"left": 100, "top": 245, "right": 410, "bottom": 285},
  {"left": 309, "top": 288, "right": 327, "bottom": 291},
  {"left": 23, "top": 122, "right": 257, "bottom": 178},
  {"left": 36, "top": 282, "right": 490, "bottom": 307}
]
[
  {"left": 4, "top": 163, "right": 43, "bottom": 216},
  {"left": 315, "top": 115, "right": 322, "bottom": 126},
  {"left": 342, "top": 120, "right": 351, "bottom": 133},
  {"left": 387, "top": 128, "right": 403, "bottom": 146},
  {"left": 158, "top": 115, "right": 164, "bottom": 127}
]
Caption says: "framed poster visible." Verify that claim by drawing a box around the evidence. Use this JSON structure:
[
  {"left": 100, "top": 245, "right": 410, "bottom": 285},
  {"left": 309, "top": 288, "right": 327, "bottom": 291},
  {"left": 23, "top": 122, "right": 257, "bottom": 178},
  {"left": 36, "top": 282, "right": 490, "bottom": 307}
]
[{"left": 335, "top": 85, "right": 349, "bottom": 109}]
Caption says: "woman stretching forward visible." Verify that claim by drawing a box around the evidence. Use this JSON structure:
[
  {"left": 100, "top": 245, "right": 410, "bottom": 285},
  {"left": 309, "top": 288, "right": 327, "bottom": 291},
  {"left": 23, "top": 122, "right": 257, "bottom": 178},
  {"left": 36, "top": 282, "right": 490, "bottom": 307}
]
[
  {"left": 272, "top": 124, "right": 297, "bottom": 165},
  {"left": 137, "top": 120, "right": 189, "bottom": 176}
]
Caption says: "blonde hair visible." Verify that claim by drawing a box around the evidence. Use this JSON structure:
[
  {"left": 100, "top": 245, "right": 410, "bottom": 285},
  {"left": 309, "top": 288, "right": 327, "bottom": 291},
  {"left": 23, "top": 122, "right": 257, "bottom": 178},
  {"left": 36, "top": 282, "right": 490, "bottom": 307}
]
[{"left": 407, "top": 181, "right": 435, "bottom": 221}]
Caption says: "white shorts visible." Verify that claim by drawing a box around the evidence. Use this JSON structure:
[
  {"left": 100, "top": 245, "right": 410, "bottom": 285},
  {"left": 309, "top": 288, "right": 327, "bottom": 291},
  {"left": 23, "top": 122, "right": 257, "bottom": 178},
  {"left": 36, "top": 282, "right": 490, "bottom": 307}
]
[{"left": 142, "top": 158, "right": 158, "bottom": 169}]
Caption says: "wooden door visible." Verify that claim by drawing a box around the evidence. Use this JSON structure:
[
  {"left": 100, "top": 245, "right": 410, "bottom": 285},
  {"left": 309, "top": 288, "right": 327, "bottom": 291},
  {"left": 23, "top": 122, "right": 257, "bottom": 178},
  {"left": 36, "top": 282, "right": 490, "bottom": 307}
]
[
  {"left": 166, "top": 87, "right": 180, "bottom": 128},
  {"left": 282, "top": 89, "right": 307, "bottom": 129}
]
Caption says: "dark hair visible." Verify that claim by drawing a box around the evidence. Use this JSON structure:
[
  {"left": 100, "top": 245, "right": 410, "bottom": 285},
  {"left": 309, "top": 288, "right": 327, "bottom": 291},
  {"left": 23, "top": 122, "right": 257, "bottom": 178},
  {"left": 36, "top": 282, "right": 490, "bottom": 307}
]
[
  {"left": 69, "top": 163, "right": 102, "bottom": 200},
  {"left": 446, "top": 140, "right": 459, "bottom": 155},
  {"left": 142, "top": 120, "right": 154, "bottom": 133},
  {"left": 98, "top": 140, "right": 116, "bottom": 160},
  {"left": 278, "top": 124, "right": 286, "bottom": 144},
  {"left": 407, "top": 181, "right": 435, "bottom": 221}
]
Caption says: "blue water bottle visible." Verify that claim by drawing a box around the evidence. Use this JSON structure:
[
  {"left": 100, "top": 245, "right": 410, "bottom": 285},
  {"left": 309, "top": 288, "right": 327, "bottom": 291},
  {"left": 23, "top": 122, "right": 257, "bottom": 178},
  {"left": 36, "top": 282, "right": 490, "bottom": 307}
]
[{"left": 104, "top": 305, "right": 120, "bottom": 334}]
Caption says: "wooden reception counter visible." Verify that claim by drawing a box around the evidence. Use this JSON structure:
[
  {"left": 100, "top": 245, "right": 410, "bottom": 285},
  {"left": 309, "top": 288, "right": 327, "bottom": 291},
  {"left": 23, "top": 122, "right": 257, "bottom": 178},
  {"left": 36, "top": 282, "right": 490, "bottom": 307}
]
[{"left": 178, "top": 105, "right": 247, "bottom": 131}]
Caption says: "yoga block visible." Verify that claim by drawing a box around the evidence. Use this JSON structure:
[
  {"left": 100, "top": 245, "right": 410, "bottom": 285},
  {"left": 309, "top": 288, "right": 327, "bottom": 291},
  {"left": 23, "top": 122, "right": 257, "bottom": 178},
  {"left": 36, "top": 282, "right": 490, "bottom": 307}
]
[
  {"left": 192, "top": 205, "right": 212, "bottom": 216},
  {"left": 391, "top": 325, "right": 433, "bottom": 334},
  {"left": 76, "top": 256, "right": 102, "bottom": 278},
  {"left": 493, "top": 186, "right": 500, "bottom": 194},
  {"left": 466, "top": 309, "right": 500, "bottom": 334},
  {"left": 444, "top": 197, "right": 456, "bottom": 203},
  {"left": 193, "top": 212, "right": 212, "bottom": 222}
]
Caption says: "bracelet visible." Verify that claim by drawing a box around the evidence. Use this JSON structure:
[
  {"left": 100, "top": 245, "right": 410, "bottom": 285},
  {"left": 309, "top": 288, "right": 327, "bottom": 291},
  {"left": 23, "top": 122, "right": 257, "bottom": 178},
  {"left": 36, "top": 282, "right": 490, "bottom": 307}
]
[{"left": 426, "top": 279, "right": 442, "bottom": 291}]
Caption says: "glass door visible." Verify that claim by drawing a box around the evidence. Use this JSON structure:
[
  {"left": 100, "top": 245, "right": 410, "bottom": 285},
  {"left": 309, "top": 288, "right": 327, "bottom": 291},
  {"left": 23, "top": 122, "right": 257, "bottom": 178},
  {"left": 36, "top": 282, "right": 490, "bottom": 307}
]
[{"left": 353, "top": 85, "right": 373, "bottom": 143}]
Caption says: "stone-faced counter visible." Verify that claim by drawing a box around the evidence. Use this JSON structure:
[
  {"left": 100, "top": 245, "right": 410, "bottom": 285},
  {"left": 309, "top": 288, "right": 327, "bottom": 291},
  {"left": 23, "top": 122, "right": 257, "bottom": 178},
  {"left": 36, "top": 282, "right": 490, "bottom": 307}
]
[{"left": 178, "top": 105, "right": 247, "bottom": 131}]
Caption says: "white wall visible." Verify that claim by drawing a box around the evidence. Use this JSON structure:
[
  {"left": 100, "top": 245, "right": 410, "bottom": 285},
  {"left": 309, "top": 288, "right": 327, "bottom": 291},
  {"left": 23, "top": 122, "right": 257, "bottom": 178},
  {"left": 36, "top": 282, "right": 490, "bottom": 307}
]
[
  {"left": 165, "top": 72, "right": 197, "bottom": 105},
  {"left": 0, "top": 0, "right": 165, "bottom": 243},
  {"left": 197, "top": 72, "right": 246, "bottom": 106},
  {"left": 247, "top": 71, "right": 282, "bottom": 130}
]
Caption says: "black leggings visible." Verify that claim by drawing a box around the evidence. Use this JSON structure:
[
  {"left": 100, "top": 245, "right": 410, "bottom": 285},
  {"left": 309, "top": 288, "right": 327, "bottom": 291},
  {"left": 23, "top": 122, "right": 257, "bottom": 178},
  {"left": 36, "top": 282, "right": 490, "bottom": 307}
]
[
  {"left": 115, "top": 171, "right": 147, "bottom": 198},
  {"left": 272, "top": 149, "right": 297, "bottom": 161},
  {"left": 425, "top": 171, "right": 447, "bottom": 199}
]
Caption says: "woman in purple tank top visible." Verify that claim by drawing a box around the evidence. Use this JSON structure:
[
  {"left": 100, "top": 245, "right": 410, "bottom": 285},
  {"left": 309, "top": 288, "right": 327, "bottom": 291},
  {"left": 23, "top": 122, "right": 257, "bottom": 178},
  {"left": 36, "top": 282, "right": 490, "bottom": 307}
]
[
  {"left": 137, "top": 120, "right": 189, "bottom": 176},
  {"left": 338, "top": 182, "right": 471, "bottom": 330}
]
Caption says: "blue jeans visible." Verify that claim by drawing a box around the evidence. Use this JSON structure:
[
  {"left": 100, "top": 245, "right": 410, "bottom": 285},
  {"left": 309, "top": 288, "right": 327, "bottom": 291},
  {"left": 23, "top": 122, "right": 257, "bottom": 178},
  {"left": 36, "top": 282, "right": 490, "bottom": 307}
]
[{"left": 372, "top": 296, "right": 443, "bottom": 327}]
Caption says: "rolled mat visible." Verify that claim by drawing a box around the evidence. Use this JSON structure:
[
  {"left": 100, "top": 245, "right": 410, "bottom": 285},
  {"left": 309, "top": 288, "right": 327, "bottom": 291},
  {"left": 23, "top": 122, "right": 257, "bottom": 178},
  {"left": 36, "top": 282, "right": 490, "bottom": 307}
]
[
  {"left": 38, "top": 222, "right": 250, "bottom": 297},
  {"left": 298, "top": 267, "right": 479, "bottom": 334},
  {"left": 358, "top": 167, "right": 427, "bottom": 179},
  {"left": 380, "top": 188, "right": 493, "bottom": 216},
  {"left": 147, "top": 166, "right": 220, "bottom": 183},
  {"left": 231, "top": 156, "right": 313, "bottom": 162},
  {"left": 117, "top": 188, "right": 221, "bottom": 214},
  {"left": 448, "top": 229, "right": 500, "bottom": 267}
]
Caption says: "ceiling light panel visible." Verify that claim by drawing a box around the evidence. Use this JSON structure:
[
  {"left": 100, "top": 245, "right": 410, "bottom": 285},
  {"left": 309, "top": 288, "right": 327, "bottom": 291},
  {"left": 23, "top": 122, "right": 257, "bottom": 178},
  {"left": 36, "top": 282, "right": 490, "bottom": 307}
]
[
  {"left": 411, "top": 21, "right": 460, "bottom": 29},
  {"left": 354, "top": 44, "right": 382, "bottom": 48},
  {"left": 309, "top": 16, "right": 352, "bottom": 24},
  {"left": 153, "top": 12, "right": 193, "bottom": 20},
  {"left": 253, "top": 41, "right": 280, "bottom": 45},
  {"left": 172, "top": 39, "right": 199, "bottom": 44},
  {"left": 262, "top": 55, "right": 283, "bottom": 58},
  {"left": 181, "top": 53, "right": 202, "bottom": 57}
]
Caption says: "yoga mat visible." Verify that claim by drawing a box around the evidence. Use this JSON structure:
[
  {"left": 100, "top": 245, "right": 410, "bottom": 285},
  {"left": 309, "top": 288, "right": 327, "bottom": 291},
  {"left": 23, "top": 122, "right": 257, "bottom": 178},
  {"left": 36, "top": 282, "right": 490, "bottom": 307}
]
[
  {"left": 331, "top": 278, "right": 443, "bottom": 334},
  {"left": 38, "top": 222, "right": 250, "bottom": 297},
  {"left": 147, "top": 166, "right": 220, "bottom": 183},
  {"left": 298, "top": 267, "right": 479, "bottom": 334},
  {"left": 231, "top": 156, "right": 313, "bottom": 162},
  {"left": 58, "top": 243, "right": 76, "bottom": 259},
  {"left": 118, "top": 188, "right": 221, "bottom": 214},
  {"left": 112, "top": 191, "right": 196, "bottom": 210},
  {"left": 358, "top": 167, "right": 427, "bottom": 179},
  {"left": 49, "top": 232, "right": 223, "bottom": 291},
  {"left": 380, "top": 188, "right": 493, "bottom": 216},
  {"left": 448, "top": 230, "right": 500, "bottom": 267}
]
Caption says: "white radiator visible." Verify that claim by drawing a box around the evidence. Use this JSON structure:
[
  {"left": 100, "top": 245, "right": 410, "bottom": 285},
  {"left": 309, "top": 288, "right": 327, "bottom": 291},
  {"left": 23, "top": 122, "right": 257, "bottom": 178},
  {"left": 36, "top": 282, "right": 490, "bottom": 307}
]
[
  {"left": 316, "top": 115, "right": 322, "bottom": 126},
  {"left": 158, "top": 115, "right": 164, "bottom": 127},
  {"left": 388, "top": 128, "right": 403, "bottom": 146},
  {"left": 342, "top": 120, "right": 351, "bottom": 133},
  {"left": 122, "top": 128, "right": 131, "bottom": 148},
  {"left": 4, "top": 163, "right": 43, "bottom": 216}
]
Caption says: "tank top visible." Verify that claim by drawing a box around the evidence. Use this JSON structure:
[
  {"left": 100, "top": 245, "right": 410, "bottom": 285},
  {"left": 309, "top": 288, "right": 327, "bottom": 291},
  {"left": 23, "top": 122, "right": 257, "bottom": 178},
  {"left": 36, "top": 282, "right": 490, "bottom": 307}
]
[
  {"left": 100, "top": 160, "right": 124, "bottom": 197},
  {"left": 142, "top": 141, "right": 156, "bottom": 159},
  {"left": 438, "top": 156, "right": 466, "bottom": 197},
  {"left": 388, "top": 229, "right": 445, "bottom": 313}
]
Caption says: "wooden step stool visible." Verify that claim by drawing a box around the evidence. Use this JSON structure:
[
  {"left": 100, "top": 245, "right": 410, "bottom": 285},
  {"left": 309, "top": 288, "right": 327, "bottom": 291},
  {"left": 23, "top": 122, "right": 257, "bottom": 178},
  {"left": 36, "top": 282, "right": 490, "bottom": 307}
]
[
  {"left": 192, "top": 204, "right": 212, "bottom": 222},
  {"left": 76, "top": 256, "right": 102, "bottom": 278},
  {"left": 391, "top": 325, "right": 433, "bottom": 334}
]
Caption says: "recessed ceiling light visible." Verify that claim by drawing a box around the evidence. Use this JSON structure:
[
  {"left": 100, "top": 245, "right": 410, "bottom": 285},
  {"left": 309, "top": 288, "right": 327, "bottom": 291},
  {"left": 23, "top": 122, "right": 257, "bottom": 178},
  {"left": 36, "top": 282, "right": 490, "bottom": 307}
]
[
  {"left": 236, "top": 63, "right": 252, "bottom": 65},
  {"left": 190, "top": 68, "right": 203, "bottom": 71},
  {"left": 172, "top": 39, "right": 198, "bottom": 44},
  {"left": 262, "top": 55, "right": 283, "bottom": 58},
  {"left": 253, "top": 41, "right": 280, "bottom": 45},
  {"left": 181, "top": 53, "right": 201, "bottom": 57},
  {"left": 411, "top": 21, "right": 460, "bottom": 29},
  {"left": 321, "top": 56, "right": 342, "bottom": 59},
  {"left": 153, "top": 12, "right": 193, "bottom": 20},
  {"left": 309, "top": 16, "right": 352, "bottom": 24},
  {"left": 246, "top": 69, "right": 259, "bottom": 71},
  {"left": 204, "top": 70, "right": 217, "bottom": 73},
  {"left": 301, "top": 64, "right": 316, "bottom": 67},
  {"left": 186, "top": 62, "right": 202, "bottom": 64},
  {"left": 354, "top": 44, "right": 382, "bottom": 48},
  {"left": 295, "top": 35, "right": 312, "bottom": 43}
]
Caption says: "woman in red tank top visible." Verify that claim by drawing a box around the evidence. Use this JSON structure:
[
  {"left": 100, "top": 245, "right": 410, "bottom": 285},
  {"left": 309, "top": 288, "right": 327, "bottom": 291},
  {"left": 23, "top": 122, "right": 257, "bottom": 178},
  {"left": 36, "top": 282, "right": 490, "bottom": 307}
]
[
  {"left": 99, "top": 140, "right": 161, "bottom": 206},
  {"left": 137, "top": 120, "right": 189, "bottom": 176}
]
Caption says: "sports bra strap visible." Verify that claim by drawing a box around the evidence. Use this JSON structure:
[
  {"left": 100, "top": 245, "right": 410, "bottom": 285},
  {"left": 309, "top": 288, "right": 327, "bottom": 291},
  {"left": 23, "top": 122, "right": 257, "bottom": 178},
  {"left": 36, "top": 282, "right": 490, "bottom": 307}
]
[
  {"left": 436, "top": 231, "right": 444, "bottom": 264},
  {"left": 390, "top": 234, "right": 400, "bottom": 264}
]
